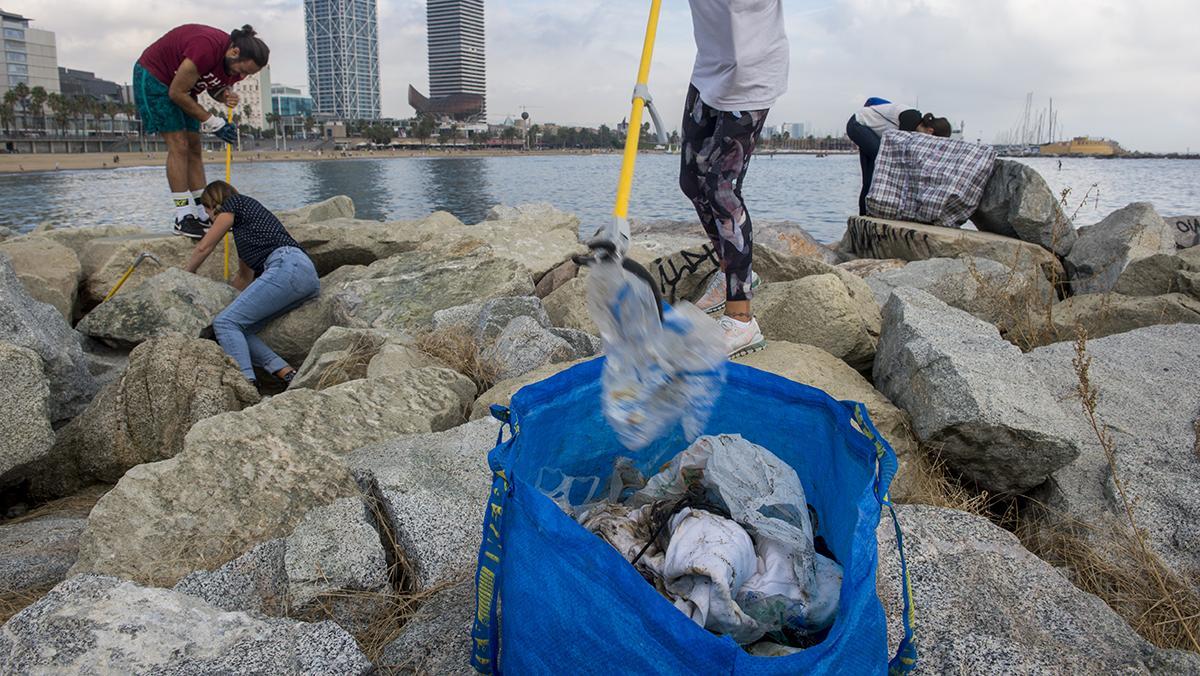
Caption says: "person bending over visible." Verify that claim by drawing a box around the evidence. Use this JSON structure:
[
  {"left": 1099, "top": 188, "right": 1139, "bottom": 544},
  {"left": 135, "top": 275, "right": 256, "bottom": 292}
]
[
  {"left": 681, "top": 0, "right": 788, "bottom": 358},
  {"left": 183, "top": 181, "right": 317, "bottom": 387},
  {"left": 135, "top": 24, "right": 269, "bottom": 238},
  {"left": 846, "top": 98, "right": 951, "bottom": 215}
]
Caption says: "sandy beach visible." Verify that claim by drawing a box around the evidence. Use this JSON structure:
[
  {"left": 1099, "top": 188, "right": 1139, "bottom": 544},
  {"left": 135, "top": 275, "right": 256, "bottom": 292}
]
[{"left": 0, "top": 147, "right": 620, "bottom": 175}]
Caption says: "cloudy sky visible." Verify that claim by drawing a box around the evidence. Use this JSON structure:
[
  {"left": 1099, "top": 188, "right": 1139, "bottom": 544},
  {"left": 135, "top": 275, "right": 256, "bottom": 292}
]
[{"left": 9, "top": 0, "right": 1198, "bottom": 152}]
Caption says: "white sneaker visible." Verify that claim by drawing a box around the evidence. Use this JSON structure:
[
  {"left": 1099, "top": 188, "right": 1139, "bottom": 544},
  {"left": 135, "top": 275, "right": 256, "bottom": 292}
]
[
  {"left": 717, "top": 315, "right": 766, "bottom": 358},
  {"left": 696, "top": 271, "right": 762, "bottom": 316}
]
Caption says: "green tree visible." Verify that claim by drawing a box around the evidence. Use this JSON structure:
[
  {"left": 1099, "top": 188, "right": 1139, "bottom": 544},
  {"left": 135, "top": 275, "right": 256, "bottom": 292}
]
[
  {"left": 29, "top": 86, "right": 47, "bottom": 133},
  {"left": 364, "top": 123, "right": 393, "bottom": 145},
  {"left": 46, "top": 93, "right": 67, "bottom": 135},
  {"left": 500, "top": 126, "right": 518, "bottom": 142},
  {"left": 1, "top": 89, "right": 18, "bottom": 134},
  {"left": 413, "top": 115, "right": 436, "bottom": 143},
  {"left": 11, "top": 82, "right": 30, "bottom": 132},
  {"left": 303, "top": 115, "right": 316, "bottom": 138}
]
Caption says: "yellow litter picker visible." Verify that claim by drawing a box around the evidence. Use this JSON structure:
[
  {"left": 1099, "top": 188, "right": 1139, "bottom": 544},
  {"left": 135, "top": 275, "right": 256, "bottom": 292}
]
[{"left": 573, "top": 0, "right": 726, "bottom": 451}]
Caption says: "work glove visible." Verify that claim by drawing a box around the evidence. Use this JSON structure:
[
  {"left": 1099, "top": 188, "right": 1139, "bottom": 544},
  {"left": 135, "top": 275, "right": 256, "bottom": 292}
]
[{"left": 201, "top": 115, "right": 238, "bottom": 145}]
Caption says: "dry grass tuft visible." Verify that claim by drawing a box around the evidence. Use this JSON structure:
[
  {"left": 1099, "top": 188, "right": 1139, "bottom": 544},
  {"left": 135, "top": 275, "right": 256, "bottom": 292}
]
[
  {"left": 0, "top": 584, "right": 56, "bottom": 624},
  {"left": 414, "top": 327, "right": 500, "bottom": 393},
  {"left": 892, "top": 445, "right": 991, "bottom": 517},
  {"left": 314, "top": 335, "right": 382, "bottom": 390}
]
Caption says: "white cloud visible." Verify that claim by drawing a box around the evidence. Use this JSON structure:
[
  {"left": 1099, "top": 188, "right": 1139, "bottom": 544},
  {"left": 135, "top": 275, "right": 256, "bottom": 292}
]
[{"left": 9, "top": 0, "right": 1198, "bottom": 152}]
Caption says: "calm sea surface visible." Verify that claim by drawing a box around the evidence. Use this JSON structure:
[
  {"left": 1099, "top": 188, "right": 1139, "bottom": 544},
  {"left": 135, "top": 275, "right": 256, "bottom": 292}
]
[{"left": 0, "top": 154, "right": 1196, "bottom": 243}]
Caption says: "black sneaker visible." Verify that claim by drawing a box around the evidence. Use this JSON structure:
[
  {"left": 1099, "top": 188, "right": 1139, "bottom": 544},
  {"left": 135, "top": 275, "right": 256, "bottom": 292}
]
[{"left": 173, "top": 214, "right": 208, "bottom": 240}]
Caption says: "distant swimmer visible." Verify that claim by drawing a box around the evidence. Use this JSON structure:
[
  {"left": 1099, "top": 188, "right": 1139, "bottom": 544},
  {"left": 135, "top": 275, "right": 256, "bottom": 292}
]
[{"left": 845, "top": 98, "right": 950, "bottom": 216}]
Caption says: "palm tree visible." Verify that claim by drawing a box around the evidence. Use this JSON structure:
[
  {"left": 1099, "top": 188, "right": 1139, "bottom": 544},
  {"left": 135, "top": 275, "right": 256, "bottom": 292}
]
[
  {"left": 46, "top": 93, "right": 67, "bottom": 135},
  {"left": 303, "top": 115, "right": 316, "bottom": 139},
  {"left": 30, "top": 86, "right": 47, "bottom": 134},
  {"left": 12, "top": 82, "right": 30, "bottom": 133},
  {"left": 1, "top": 90, "right": 18, "bottom": 135}
]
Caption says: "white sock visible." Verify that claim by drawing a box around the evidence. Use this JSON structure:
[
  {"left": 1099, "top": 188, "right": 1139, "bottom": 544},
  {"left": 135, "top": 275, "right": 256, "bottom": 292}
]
[
  {"left": 191, "top": 189, "right": 207, "bottom": 220},
  {"left": 172, "top": 191, "right": 193, "bottom": 222},
  {"left": 724, "top": 315, "right": 753, "bottom": 326}
]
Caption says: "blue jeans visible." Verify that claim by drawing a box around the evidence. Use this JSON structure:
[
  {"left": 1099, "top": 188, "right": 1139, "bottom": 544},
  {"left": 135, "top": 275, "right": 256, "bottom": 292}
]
[
  {"left": 213, "top": 246, "right": 319, "bottom": 381},
  {"left": 846, "top": 115, "right": 882, "bottom": 216}
]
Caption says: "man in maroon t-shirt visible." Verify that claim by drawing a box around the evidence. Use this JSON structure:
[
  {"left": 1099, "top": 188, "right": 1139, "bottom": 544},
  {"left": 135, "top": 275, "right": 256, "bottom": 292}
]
[{"left": 133, "top": 24, "right": 269, "bottom": 238}]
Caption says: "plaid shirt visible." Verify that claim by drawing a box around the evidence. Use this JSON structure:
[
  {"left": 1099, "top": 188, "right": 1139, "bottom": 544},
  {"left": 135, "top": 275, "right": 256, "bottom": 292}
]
[{"left": 866, "top": 131, "right": 997, "bottom": 228}]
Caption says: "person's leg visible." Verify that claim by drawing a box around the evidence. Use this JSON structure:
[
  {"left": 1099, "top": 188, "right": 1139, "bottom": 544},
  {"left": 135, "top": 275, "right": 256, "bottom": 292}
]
[
  {"left": 186, "top": 132, "right": 207, "bottom": 220},
  {"left": 212, "top": 250, "right": 319, "bottom": 381},
  {"left": 846, "top": 116, "right": 881, "bottom": 216},
  {"left": 234, "top": 249, "right": 321, "bottom": 379},
  {"left": 679, "top": 85, "right": 732, "bottom": 312},
  {"left": 162, "top": 130, "right": 193, "bottom": 222}
]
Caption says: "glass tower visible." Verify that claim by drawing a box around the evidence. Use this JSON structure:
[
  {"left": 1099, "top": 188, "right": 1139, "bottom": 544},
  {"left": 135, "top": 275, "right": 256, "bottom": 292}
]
[{"left": 305, "top": 0, "right": 381, "bottom": 120}]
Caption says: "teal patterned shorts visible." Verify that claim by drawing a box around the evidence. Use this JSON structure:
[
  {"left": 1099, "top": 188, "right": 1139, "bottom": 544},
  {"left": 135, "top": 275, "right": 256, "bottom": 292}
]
[{"left": 132, "top": 63, "right": 199, "bottom": 135}]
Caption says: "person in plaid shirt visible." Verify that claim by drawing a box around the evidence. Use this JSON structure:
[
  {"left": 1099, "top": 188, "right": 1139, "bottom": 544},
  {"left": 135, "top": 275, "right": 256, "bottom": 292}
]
[{"left": 846, "top": 98, "right": 951, "bottom": 216}]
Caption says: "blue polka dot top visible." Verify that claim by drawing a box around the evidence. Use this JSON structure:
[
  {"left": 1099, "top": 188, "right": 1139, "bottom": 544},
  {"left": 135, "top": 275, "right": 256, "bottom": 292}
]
[{"left": 220, "top": 193, "right": 305, "bottom": 276}]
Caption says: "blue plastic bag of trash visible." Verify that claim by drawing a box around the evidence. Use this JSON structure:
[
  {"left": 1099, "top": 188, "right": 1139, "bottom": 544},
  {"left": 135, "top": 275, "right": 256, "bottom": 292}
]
[{"left": 471, "top": 359, "right": 917, "bottom": 675}]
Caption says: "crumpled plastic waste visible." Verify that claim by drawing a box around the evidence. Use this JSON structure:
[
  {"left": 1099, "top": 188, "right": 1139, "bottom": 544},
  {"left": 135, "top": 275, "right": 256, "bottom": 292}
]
[
  {"left": 585, "top": 257, "right": 727, "bottom": 450},
  {"left": 571, "top": 434, "right": 843, "bottom": 648}
]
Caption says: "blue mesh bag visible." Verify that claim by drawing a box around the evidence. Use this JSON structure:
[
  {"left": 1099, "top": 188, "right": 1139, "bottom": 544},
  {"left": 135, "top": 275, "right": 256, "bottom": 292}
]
[{"left": 471, "top": 358, "right": 916, "bottom": 675}]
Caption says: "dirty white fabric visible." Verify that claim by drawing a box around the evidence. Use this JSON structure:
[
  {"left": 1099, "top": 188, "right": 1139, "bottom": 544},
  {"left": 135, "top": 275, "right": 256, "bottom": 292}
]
[{"left": 688, "top": 0, "right": 790, "bottom": 111}]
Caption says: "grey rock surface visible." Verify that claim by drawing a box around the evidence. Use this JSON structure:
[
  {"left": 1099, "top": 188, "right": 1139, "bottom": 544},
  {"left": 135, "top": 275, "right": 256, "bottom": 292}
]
[
  {"left": 754, "top": 272, "right": 881, "bottom": 371},
  {"left": 841, "top": 216, "right": 1062, "bottom": 274},
  {"left": 0, "top": 254, "right": 97, "bottom": 423},
  {"left": 1165, "top": 214, "right": 1199, "bottom": 249},
  {"left": 0, "top": 236, "right": 82, "bottom": 320},
  {"left": 1026, "top": 324, "right": 1200, "bottom": 581},
  {"left": 290, "top": 325, "right": 409, "bottom": 390},
  {"left": 1112, "top": 246, "right": 1200, "bottom": 298},
  {"left": 0, "top": 574, "right": 373, "bottom": 674},
  {"left": 276, "top": 195, "right": 356, "bottom": 224},
  {"left": 1034, "top": 291, "right": 1200, "bottom": 347},
  {"left": 283, "top": 497, "right": 390, "bottom": 634},
  {"left": 470, "top": 359, "right": 587, "bottom": 420},
  {"left": 970, "top": 159, "right": 1076, "bottom": 257},
  {"left": 482, "top": 315, "right": 575, "bottom": 381},
  {"left": 350, "top": 418, "right": 500, "bottom": 590},
  {"left": 874, "top": 288, "right": 1079, "bottom": 492},
  {"left": 0, "top": 514, "right": 86, "bottom": 597},
  {"left": 379, "top": 578, "right": 474, "bottom": 675},
  {"left": 78, "top": 233, "right": 237, "bottom": 307},
  {"left": 877, "top": 505, "right": 1200, "bottom": 675},
  {"left": 432, "top": 296, "right": 553, "bottom": 348},
  {"left": 0, "top": 343, "right": 55, "bottom": 490},
  {"left": 1065, "top": 202, "right": 1175, "bottom": 294},
  {"left": 549, "top": 327, "right": 602, "bottom": 357},
  {"left": 835, "top": 257, "right": 908, "bottom": 278},
  {"left": 33, "top": 336, "right": 259, "bottom": 500},
  {"left": 71, "top": 368, "right": 476, "bottom": 586},
  {"left": 174, "top": 539, "right": 289, "bottom": 616},
  {"left": 76, "top": 268, "right": 236, "bottom": 348},
  {"left": 866, "top": 255, "right": 1055, "bottom": 331},
  {"left": 365, "top": 343, "right": 448, "bottom": 380},
  {"left": 543, "top": 276, "right": 599, "bottom": 335}
]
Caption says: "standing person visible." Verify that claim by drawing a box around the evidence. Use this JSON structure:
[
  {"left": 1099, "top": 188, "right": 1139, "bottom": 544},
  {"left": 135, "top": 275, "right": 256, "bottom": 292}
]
[
  {"left": 134, "top": 25, "right": 269, "bottom": 238},
  {"left": 680, "top": 0, "right": 788, "bottom": 358},
  {"left": 183, "top": 181, "right": 317, "bottom": 387},
  {"left": 846, "top": 98, "right": 951, "bottom": 215}
]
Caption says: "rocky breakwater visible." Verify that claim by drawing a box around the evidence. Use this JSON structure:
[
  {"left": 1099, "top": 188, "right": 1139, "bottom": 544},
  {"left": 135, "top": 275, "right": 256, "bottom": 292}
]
[{"left": 4, "top": 192, "right": 1200, "bottom": 671}]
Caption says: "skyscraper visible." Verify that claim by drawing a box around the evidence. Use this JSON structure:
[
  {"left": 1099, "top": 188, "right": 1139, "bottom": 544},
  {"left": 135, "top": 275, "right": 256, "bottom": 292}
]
[
  {"left": 305, "top": 0, "right": 380, "bottom": 120},
  {"left": 408, "top": 0, "right": 485, "bottom": 121}
]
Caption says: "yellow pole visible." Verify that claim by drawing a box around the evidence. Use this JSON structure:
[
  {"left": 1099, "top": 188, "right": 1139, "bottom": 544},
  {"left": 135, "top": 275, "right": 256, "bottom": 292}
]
[
  {"left": 103, "top": 265, "right": 137, "bottom": 302},
  {"left": 223, "top": 104, "right": 233, "bottom": 281},
  {"left": 613, "top": 0, "right": 662, "bottom": 221}
]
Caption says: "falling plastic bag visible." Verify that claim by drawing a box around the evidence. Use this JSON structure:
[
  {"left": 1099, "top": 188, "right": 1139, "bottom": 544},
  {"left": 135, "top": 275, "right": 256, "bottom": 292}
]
[{"left": 586, "top": 258, "right": 727, "bottom": 450}]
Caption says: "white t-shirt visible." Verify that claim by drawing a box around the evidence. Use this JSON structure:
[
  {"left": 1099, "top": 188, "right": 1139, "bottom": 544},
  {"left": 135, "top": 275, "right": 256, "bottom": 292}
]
[
  {"left": 688, "top": 0, "right": 789, "bottom": 111},
  {"left": 855, "top": 102, "right": 916, "bottom": 136}
]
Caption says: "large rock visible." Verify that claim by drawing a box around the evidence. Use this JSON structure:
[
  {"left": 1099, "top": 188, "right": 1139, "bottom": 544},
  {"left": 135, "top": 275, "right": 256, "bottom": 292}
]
[
  {"left": 329, "top": 247, "right": 536, "bottom": 333},
  {"left": 0, "top": 237, "right": 82, "bottom": 320},
  {"left": 283, "top": 497, "right": 390, "bottom": 634},
  {"left": 71, "top": 368, "right": 476, "bottom": 586},
  {"left": 9, "top": 224, "right": 145, "bottom": 258},
  {"left": 737, "top": 341, "right": 916, "bottom": 459},
  {"left": 0, "top": 343, "right": 55, "bottom": 490},
  {"left": 1034, "top": 292, "right": 1200, "bottom": 347},
  {"left": 378, "top": 578, "right": 474, "bottom": 675},
  {"left": 76, "top": 268, "right": 237, "bottom": 348},
  {"left": 78, "top": 233, "right": 239, "bottom": 308},
  {"left": 290, "top": 325, "right": 409, "bottom": 390},
  {"left": 174, "top": 539, "right": 289, "bottom": 616},
  {"left": 432, "top": 296, "right": 553, "bottom": 348},
  {"left": 970, "top": 159, "right": 1076, "bottom": 257},
  {"left": 877, "top": 505, "right": 1200, "bottom": 674},
  {"left": 1026, "top": 324, "right": 1200, "bottom": 580},
  {"left": 1165, "top": 215, "right": 1199, "bottom": 250},
  {"left": 0, "top": 513, "right": 86, "bottom": 600},
  {"left": 366, "top": 343, "right": 449, "bottom": 380},
  {"left": 482, "top": 315, "right": 575, "bottom": 381},
  {"left": 840, "top": 216, "right": 1062, "bottom": 281},
  {"left": 1065, "top": 202, "right": 1176, "bottom": 295},
  {"left": 1112, "top": 246, "right": 1200, "bottom": 298},
  {"left": 351, "top": 417, "right": 499, "bottom": 590},
  {"left": 470, "top": 360, "right": 587, "bottom": 420},
  {"left": 874, "top": 288, "right": 1079, "bottom": 493},
  {"left": 286, "top": 217, "right": 417, "bottom": 276},
  {"left": 543, "top": 276, "right": 599, "bottom": 335},
  {"left": 754, "top": 273, "right": 881, "bottom": 371},
  {"left": 32, "top": 337, "right": 259, "bottom": 500},
  {"left": 0, "top": 574, "right": 373, "bottom": 674},
  {"left": 0, "top": 254, "right": 97, "bottom": 423},
  {"left": 866, "top": 256, "right": 1055, "bottom": 331},
  {"left": 836, "top": 257, "right": 907, "bottom": 278},
  {"left": 276, "top": 195, "right": 356, "bottom": 224}
]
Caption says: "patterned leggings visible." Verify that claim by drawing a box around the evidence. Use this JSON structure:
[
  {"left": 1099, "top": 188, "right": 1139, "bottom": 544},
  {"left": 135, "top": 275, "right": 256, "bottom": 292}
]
[{"left": 678, "top": 84, "right": 769, "bottom": 302}]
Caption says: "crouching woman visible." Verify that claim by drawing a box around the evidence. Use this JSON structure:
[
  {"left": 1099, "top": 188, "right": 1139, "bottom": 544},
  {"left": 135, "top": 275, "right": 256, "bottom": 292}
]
[{"left": 183, "top": 180, "right": 318, "bottom": 386}]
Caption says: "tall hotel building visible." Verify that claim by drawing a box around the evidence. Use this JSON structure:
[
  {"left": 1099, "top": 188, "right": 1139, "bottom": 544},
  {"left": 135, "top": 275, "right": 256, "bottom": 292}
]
[
  {"left": 304, "top": 0, "right": 381, "bottom": 120},
  {"left": 409, "top": 0, "right": 485, "bottom": 121}
]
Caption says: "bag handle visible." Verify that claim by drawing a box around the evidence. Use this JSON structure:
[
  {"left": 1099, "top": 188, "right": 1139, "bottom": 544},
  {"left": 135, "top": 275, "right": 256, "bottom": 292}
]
[
  {"left": 470, "top": 405, "right": 519, "bottom": 674},
  {"left": 848, "top": 402, "right": 918, "bottom": 674}
]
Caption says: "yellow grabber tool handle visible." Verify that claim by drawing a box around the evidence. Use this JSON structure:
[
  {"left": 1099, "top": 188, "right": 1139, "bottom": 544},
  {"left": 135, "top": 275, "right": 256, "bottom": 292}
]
[
  {"left": 223, "top": 104, "right": 233, "bottom": 281},
  {"left": 102, "top": 251, "right": 162, "bottom": 302}
]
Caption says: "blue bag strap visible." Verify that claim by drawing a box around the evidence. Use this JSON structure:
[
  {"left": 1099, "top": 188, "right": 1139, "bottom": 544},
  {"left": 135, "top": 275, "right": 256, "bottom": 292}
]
[
  {"left": 849, "top": 402, "right": 918, "bottom": 675},
  {"left": 471, "top": 405, "right": 519, "bottom": 674}
]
